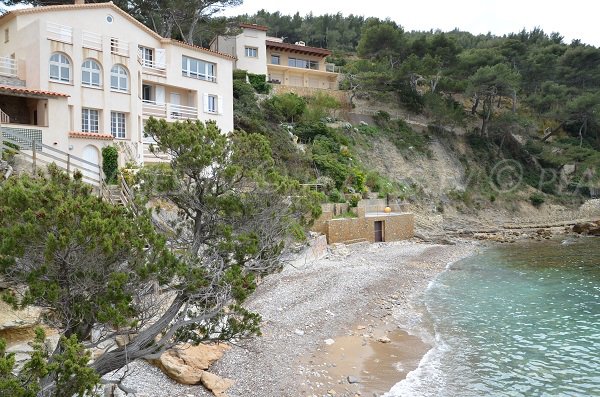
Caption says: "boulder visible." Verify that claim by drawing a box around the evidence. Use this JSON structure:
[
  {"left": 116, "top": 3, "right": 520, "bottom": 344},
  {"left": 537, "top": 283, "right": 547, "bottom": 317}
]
[
  {"left": 573, "top": 222, "right": 598, "bottom": 234},
  {"left": 200, "top": 371, "right": 234, "bottom": 397},
  {"left": 588, "top": 227, "right": 600, "bottom": 236},
  {"left": 150, "top": 343, "right": 230, "bottom": 385},
  {"left": 0, "top": 301, "right": 42, "bottom": 332}
]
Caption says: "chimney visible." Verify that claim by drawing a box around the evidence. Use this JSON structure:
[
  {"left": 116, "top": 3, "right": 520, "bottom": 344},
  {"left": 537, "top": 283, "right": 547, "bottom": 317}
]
[{"left": 74, "top": 0, "right": 84, "bottom": 4}]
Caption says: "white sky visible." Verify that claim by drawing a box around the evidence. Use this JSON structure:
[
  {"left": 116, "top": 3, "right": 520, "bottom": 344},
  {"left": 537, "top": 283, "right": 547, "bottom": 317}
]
[{"left": 219, "top": 0, "right": 600, "bottom": 47}]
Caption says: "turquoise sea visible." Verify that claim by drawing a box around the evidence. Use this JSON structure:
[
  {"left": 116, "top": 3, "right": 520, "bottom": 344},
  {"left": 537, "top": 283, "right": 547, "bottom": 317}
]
[{"left": 386, "top": 238, "right": 600, "bottom": 397}]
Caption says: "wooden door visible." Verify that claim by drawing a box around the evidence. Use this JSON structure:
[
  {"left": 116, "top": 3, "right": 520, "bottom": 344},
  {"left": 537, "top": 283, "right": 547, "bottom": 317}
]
[{"left": 374, "top": 221, "right": 384, "bottom": 242}]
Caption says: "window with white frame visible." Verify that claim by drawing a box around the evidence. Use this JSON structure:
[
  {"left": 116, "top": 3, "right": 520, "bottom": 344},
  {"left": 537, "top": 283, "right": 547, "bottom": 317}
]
[
  {"left": 207, "top": 95, "right": 217, "bottom": 113},
  {"left": 182, "top": 56, "right": 216, "bottom": 82},
  {"left": 49, "top": 52, "right": 71, "bottom": 82},
  {"left": 139, "top": 46, "right": 153, "bottom": 67},
  {"left": 110, "top": 64, "right": 128, "bottom": 92},
  {"left": 245, "top": 46, "right": 258, "bottom": 57},
  {"left": 81, "top": 108, "right": 99, "bottom": 133},
  {"left": 82, "top": 59, "right": 101, "bottom": 87},
  {"left": 111, "top": 111, "right": 126, "bottom": 138}
]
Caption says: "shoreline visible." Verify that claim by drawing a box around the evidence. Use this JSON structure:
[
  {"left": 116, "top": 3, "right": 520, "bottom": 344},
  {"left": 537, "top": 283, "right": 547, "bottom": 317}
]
[
  {"left": 107, "top": 240, "right": 480, "bottom": 396},
  {"left": 213, "top": 240, "right": 479, "bottom": 397}
]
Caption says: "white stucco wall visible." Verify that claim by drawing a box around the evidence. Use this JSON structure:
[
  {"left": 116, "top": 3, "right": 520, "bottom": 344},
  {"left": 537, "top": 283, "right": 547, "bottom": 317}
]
[{"left": 0, "top": 4, "right": 235, "bottom": 166}]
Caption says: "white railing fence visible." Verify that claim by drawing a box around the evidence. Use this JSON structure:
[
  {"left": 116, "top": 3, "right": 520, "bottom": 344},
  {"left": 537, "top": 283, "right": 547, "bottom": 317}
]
[
  {"left": 0, "top": 109, "right": 10, "bottom": 124},
  {"left": 47, "top": 22, "right": 73, "bottom": 44},
  {"left": 0, "top": 127, "right": 102, "bottom": 188},
  {"left": 137, "top": 52, "right": 166, "bottom": 74},
  {"left": 0, "top": 56, "right": 17, "bottom": 77},
  {"left": 142, "top": 100, "right": 198, "bottom": 121},
  {"left": 82, "top": 31, "right": 102, "bottom": 51},
  {"left": 110, "top": 39, "right": 130, "bottom": 57}
]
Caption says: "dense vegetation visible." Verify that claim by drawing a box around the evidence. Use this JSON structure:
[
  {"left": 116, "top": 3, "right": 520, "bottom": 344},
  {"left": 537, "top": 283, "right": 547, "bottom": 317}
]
[{"left": 228, "top": 12, "right": 600, "bottom": 203}]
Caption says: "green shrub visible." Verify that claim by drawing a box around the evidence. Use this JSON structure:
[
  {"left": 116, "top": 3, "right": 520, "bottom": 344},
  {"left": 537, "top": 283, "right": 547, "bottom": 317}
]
[
  {"left": 529, "top": 192, "right": 545, "bottom": 207},
  {"left": 373, "top": 110, "right": 391, "bottom": 127},
  {"left": 348, "top": 194, "right": 360, "bottom": 207},
  {"left": 262, "top": 93, "right": 306, "bottom": 123},
  {"left": 247, "top": 73, "right": 270, "bottom": 94},
  {"left": 101, "top": 146, "right": 118, "bottom": 184},
  {"left": 357, "top": 124, "right": 379, "bottom": 135},
  {"left": 328, "top": 188, "right": 346, "bottom": 203},
  {"left": 233, "top": 69, "right": 248, "bottom": 80}
]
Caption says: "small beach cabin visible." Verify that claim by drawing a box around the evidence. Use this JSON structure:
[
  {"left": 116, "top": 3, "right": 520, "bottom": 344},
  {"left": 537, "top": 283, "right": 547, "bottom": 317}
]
[{"left": 313, "top": 199, "right": 414, "bottom": 244}]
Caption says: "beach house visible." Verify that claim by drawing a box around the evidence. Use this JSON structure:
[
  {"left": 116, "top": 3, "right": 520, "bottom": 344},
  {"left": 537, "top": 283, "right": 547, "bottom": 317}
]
[{"left": 0, "top": 1, "right": 235, "bottom": 174}]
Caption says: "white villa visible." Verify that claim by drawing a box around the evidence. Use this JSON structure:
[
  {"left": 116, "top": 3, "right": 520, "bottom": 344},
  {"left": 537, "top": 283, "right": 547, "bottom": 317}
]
[
  {"left": 0, "top": 1, "right": 235, "bottom": 171},
  {"left": 210, "top": 23, "right": 339, "bottom": 90}
]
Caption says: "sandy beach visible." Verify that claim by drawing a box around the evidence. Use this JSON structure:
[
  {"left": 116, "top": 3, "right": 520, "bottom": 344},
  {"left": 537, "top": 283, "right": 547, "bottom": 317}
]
[{"left": 111, "top": 240, "right": 478, "bottom": 396}]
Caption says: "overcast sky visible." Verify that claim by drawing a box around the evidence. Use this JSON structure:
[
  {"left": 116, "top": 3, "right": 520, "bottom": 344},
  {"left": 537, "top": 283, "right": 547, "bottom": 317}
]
[{"left": 220, "top": 0, "right": 599, "bottom": 47}]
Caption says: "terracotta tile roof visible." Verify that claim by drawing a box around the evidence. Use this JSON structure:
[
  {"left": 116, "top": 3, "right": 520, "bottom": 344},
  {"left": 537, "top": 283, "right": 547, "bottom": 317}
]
[
  {"left": 266, "top": 40, "right": 332, "bottom": 57},
  {"left": 69, "top": 131, "right": 114, "bottom": 141},
  {"left": 0, "top": 85, "right": 69, "bottom": 98},
  {"left": 240, "top": 23, "right": 269, "bottom": 32},
  {"left": 0, "top": 3, "right": 234, "bottom": 61}
]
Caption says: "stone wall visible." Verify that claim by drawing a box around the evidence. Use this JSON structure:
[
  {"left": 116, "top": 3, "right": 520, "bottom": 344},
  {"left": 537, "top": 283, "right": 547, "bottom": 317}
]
[{"left": 326, "top": 213, "right": 414, "bottom": 244}]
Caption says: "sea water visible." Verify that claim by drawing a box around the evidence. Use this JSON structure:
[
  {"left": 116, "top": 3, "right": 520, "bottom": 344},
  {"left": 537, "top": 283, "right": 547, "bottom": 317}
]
[{"left": 386, "top": 238, "right": 600, "bottom": 397}]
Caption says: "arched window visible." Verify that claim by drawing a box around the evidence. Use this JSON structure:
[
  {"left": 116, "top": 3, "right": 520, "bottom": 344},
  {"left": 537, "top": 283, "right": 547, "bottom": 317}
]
[
  {"left": 49, "top": 52, "right": 71, "bottom": 83},
  {"left": 82, "top": 59, "right": 101, "bottom": 87},
  {"left": 110, "top": 64, "right": 128, "bottom": 92}
]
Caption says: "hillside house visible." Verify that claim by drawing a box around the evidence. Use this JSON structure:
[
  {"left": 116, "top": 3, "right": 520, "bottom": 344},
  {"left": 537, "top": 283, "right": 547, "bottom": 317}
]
[
  {"left": 0, "top": 1, "right": 235, "bottom": 174},
  {"left": 210, "top": 23, "right": 339, "bottom": 91}
]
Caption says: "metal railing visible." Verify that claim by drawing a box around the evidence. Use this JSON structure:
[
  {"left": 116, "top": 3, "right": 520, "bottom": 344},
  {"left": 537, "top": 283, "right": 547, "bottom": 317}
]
[
  {"left": 82, "top": 31, "right": 102, "bottom": 51},
  {"left": 47, "top": 22, "right": 73, "bottom": 44},
  {"left": 1, "top": 127, "right": 102, "bottom": 188},
  {"left": 0, "top": 56, "right": 17, "bottom": 77},
  {"left": 142, "top": 100, "right": 198, "bottom": 120}
]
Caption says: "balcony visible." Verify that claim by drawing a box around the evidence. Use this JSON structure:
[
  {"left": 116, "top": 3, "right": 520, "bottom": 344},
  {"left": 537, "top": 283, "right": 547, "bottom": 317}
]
[
  {"left": 138, "top": 54, "right": 166, "bottom": 77},
  {"left": 47, "top": 22, "right": 73, "bottom": 44},
  {"left": 0, "top": 56, "right": 17, "bottom": 77},
  {"left": 142, "top": 100, "right": 198, "bottom": 121},
  {"left": 325, "top": 63, "right": 342, "bottom": 73}
]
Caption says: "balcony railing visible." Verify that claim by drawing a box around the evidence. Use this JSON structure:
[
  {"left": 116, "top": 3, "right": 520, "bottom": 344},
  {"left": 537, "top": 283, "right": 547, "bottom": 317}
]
[
  {"left": 0, "top": 56, "right": 17, "bottom": 77},
  {"left": 142, "top": 100, "right": 198, "bottom": 120},
  {"left": 47, "top": 22, "right": 73, "bottom": 44},
  {"left": 0, "top": 108, "right": 10, "bottom": 124},
  {"left": 110, "top": 38, "right": 130, "bottom": 57},
  {"left": 325, "top": 63, "right": 342, "bottom": 73},
  {"left": 82, "top": 31, "right": 102, "bottom": 51},
  {"left": 138, "top": 53, "right": 166, "bottom": 76}
]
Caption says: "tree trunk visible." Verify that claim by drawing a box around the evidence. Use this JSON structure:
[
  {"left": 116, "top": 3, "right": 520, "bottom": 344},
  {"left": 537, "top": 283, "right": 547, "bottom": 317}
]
[
  {"left": 481, "top": 97, "right": 492, "bottom": 136},
  {"left": 471, "top": 94, "right": 480, "bottom": 115},
  {"left": 541, "top": 122, "right": 564, "bottom": 142},
  {"left": 90, "top": 295, "right": 186, "bottom": 376},
  {"left": 512, "top": 89, "right": 517, "bottom": 113},
  {"left": 185, "top": 11, "right": 201, "bottom": 44}
]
